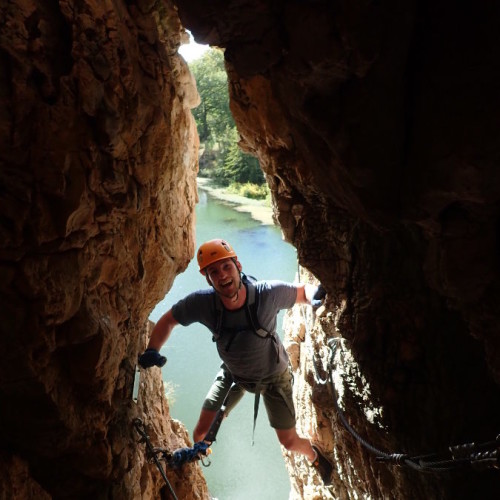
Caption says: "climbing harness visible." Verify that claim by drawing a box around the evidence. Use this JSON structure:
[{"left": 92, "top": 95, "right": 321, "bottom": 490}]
[
  {"left": 242, "top": 375, "right": 295, "bottom": 446},
  {"left": 213, "top": 273, "right": 285, "bottom": 444},
  {"left": 319, "top": 337, "right": 500, "bottom": 472}
]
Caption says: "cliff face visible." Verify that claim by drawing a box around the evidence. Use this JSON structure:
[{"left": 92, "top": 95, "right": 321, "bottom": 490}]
[
  {"left": 1, "top": 0, "right": 500, "bottom": 499},
  {"left": 174, "top": 1, "right": 500, "bottom": 498},
  {"left": 0, "top": 1, "right": 206, "bottom": 498}
]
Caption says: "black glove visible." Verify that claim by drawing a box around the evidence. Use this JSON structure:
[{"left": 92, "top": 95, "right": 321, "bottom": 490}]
[
  {"left": 311, "top": 284, "right": 326, "bottom": 308},
  {"left": 138, "top": 348, "right": 167, "bottom": 369}
]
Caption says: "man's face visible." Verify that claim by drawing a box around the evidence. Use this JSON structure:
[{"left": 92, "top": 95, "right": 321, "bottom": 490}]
[{"left": 205, "top": 258, "right": 241, "bottom": 299}]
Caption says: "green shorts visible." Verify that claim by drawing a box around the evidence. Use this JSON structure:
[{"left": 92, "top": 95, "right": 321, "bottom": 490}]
[{"left": 202, "top": 364, "right": 296, "bottom": 430}]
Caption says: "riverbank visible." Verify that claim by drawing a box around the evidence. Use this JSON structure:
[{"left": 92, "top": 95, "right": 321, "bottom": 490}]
[{"left": 197, "top": 177, "right": 275, "bottom": 225}]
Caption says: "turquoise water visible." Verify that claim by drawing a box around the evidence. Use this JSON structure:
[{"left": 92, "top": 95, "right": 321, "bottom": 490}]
[{"left": 150, "top": 189, "right": 298, "bottom": 499}]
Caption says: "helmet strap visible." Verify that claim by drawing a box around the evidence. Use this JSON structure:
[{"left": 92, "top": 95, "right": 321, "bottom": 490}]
[{"left": 230, "top": 272, "right": 243, "bottom": 302}]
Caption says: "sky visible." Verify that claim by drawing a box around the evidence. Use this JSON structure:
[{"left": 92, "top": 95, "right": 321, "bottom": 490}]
[{"left": 178, "top": 31, "right": 210, "bottom": 62}]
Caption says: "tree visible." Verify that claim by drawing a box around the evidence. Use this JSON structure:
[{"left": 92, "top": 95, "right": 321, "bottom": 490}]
[
  {"left": 217, "top": 129, "right": 264, "bottom": 185},
  {"left": 190, "top": 50, "right": 232, "bottom": 149},
  {"left": 190, "top": 50, "right": 265, "bottom": 186}
]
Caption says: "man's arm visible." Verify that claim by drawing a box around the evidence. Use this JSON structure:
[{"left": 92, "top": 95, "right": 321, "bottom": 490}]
[
  {"left": 138, "top": 309, "right": 179, "bottom": 368},
  {"left": 295, "top": 284, "right": 313, "bottom": 304},
  {"left": 147, "top": 309, "right": 179, "bottom": 350},
  {"left": 295, "top": 283, "right": 326, "bottom": 307}
]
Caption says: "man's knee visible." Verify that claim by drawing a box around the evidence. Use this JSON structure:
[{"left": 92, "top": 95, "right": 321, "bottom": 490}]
[
  {"left": 193, "top": 409, "right": 218, "bottom": 442},
  {"left": 276, "top": 428, "right": 298, "bottom": 450},
  {"left": 193, "top": 423, "right": 207, "bottom": 442},
  {"left": 278, "top": 436, "right": 295, "bottom": 450}
]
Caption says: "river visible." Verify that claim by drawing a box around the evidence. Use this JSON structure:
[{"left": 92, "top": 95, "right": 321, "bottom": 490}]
[{"left": 150, "top": 189, "right": 298, "bottom": 499}]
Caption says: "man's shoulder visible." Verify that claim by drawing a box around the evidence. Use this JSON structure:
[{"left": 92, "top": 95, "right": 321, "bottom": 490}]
[
  {"left": 183, "top": 288, "right": 215, "bottom": 301},
  {"left": 254, "top": 279, "right": 294, "bottom": 291},
  {"left": 254, "top": 280, "right": 298, "bottom": 308},
  {"left": 251, "top": 280, "right": 296, "bottom": 303},
  {"left": 194, "top": 287, "right": 216, "bottom": 296},
  {"left": 172, "top": 288, "right": 216, "bottom": 326},
  {"left": 173, "top": 288, "right": 215, "bottom": 310}
]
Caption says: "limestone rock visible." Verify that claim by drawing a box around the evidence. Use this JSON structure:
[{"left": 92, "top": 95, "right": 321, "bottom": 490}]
[
  {"left": 2, "top": 0, "right": 500, "bottom": 499},
  {"left": 175, "top": 1, "right": 500, "bottom": 498},
  {"left": 1, "top": 1, "right": 205, "bottom": 498}
]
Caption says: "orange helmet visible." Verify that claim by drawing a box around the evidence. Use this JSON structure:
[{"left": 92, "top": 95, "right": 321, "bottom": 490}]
[{"left": 197, "top": 239, "right": 237, "bottom": 275}]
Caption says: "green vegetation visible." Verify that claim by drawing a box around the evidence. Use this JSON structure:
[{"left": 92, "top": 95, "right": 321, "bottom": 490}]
[
  {"left": 190, "top": 49, "right": 267, "bottom": 198},
  {"left": 227, "top": 182, "right": 271, "bottom": 201}
]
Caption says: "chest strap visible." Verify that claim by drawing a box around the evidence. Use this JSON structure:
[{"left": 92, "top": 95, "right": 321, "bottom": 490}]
[{"left": 213, "top": 276, "right": 271, "bottom": 341}]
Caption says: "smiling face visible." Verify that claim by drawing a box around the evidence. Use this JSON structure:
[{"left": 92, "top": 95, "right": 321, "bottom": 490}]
[{"left": 205, "top": 257, "right": 242, "bottom": 300}]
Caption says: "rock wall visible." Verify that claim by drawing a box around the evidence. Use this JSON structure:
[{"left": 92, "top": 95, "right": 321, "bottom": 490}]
[
  {"left": 1, "top": 1, "right": 207, "bottom": 498},
  {"left": 175, "top": 1, "right": 500, "bottom": 499},
  {"left": 2, "top": 0, "right": 500, "bottom": 499}
]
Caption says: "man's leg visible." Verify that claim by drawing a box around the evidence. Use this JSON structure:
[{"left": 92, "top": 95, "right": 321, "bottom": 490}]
[
  {"left": 275, "top": 427, "right": 315, "bottom": 461},
  {"left": 193, "top": 364, "right": 245, "bottom": 442},
  {"left": 264, "top": 369, "right": 334, "bottom": 485},
  {"left": 275, "top": 426, "right": 334, "bottom": 485},
  {"left": 193, "top": 408, "right": 218, "bottom": 442}
]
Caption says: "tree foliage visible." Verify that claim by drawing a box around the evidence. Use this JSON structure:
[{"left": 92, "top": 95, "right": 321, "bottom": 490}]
[{"left": 190, "top": 50, "right": 265, "bottom": 186}]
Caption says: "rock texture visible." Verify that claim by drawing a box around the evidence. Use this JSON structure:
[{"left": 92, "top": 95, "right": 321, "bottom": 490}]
[
  {"left": 2, "top": 0, "right": 500, "bottom": 499},
  {"left": 1, "top": 1, "right": 206, "bottom": 498},
  {"left": 175, "top": 1, "right": 500, "bottom": 499}
]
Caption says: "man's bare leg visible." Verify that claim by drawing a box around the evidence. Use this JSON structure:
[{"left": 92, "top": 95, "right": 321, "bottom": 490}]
[
  {"left": 276, "top": 427, "right": 334, "bottom": 485},
  {"left": 275, "top": 427, "right": 315, "bottom": 460},
  {"left": 193, "top": 408, "right": 219, "bottom": 442}
]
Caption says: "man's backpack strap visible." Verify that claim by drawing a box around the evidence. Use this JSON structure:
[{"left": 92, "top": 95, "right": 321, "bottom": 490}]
[
  {"left": 212, "top": 292, "right": 224, "bottom": 341},
  {"left": 244, "top": 277, "right": 279, "bottom": 363},
  {"left": 244, "top": 277, "right": 271, "bottom": 338},
  {"left": 211, "top": 274, "right": 275, "bottom": 350}
]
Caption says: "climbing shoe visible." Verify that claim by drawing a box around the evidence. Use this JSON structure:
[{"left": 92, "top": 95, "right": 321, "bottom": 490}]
[{"left": 311, "top": 446, "right": 333, "bottom": 486}]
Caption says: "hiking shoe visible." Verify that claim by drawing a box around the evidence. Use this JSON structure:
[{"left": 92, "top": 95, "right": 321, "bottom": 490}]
[{"left": 311, "top": 446, "right": 333, "bottom": 486}]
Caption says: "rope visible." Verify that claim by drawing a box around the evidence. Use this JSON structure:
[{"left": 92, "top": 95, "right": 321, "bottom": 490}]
[
  {"left": 133, "top": 419, "right": 178, "bottom": 500},
  {"left": 295, "top": 262, "right": 499, "bottom": 472},
  {"left": 325, "top": 338, "right": 500, "bottom": 472}
]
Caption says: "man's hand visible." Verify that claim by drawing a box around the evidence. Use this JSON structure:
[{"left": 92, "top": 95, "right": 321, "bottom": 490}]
[
  {"left": 138, "top": 348, "right": 167, "bottom": 369},
  {"left": 311, "top": 284, "right": 326, "bottom": 308}
]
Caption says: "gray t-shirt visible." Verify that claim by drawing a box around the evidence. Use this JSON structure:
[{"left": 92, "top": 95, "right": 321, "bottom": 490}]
[{"left": 171, "top": 280, "right": 297, "bottom": 382}]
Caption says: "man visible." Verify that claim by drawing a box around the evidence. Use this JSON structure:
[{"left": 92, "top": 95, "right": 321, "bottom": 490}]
[{"left": 139, "top": 238, "right": 333, "bottom": 485}]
